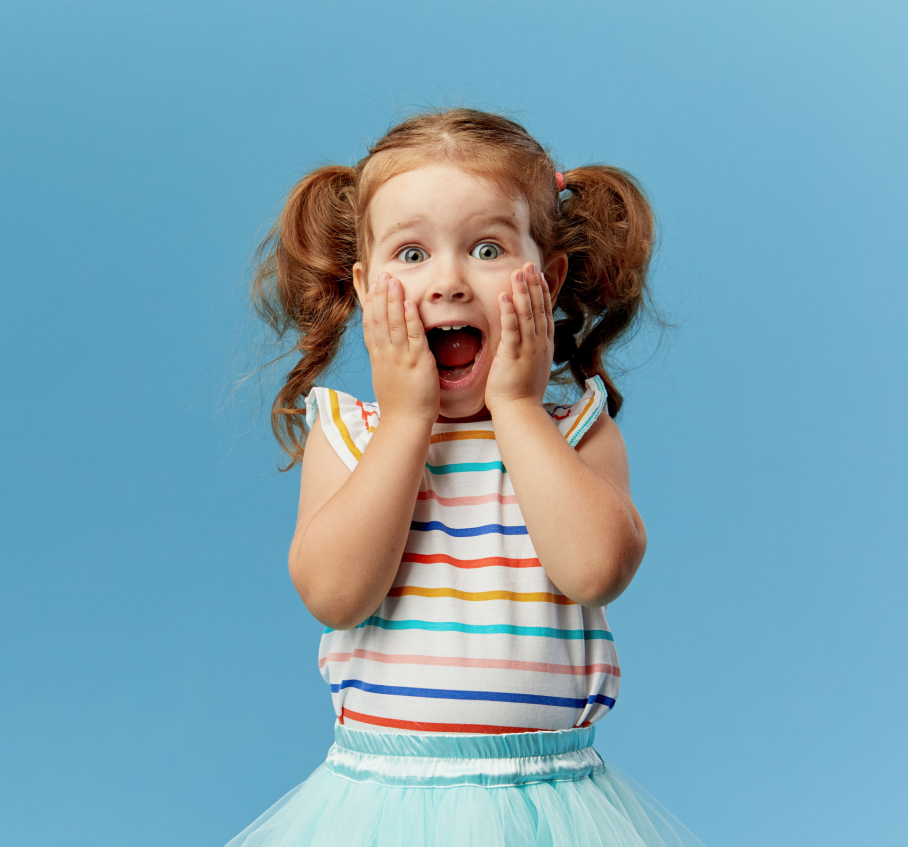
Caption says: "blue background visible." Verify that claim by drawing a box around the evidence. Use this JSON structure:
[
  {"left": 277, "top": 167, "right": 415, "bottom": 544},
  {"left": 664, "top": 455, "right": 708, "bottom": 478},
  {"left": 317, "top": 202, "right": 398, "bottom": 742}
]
[{"left": 2, "top": 1, "right": 905, "bottom": 844}]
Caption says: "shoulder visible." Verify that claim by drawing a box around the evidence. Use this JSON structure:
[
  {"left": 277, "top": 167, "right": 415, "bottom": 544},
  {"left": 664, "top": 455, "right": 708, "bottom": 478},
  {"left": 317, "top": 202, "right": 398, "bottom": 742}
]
[
  {"left": 547, "top": 377, "right": 632, "bottom": 496},
  {"left": 305, "top": 386, "right": 379, "bottom": 472},
  {"left": 294, "top": 390, "right": 369, "bottom": 541},
  {"left": 544, "top": 376, "right": 608, "bottom": 447},
  {"left": 574, "top": 411, "right": 632, "bottom": 496}
]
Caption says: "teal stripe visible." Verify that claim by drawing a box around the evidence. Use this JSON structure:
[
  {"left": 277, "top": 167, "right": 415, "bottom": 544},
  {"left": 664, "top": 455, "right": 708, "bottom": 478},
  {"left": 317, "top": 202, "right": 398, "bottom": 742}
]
[
  {"left": 426, "top": 460, "right": 506, "bottom": 475},
  {"left": 568, "top": 375, "right": 608, "bottom": 447},
  {"left": 324, "top": 616, "right": 614, "bottom": 641}
]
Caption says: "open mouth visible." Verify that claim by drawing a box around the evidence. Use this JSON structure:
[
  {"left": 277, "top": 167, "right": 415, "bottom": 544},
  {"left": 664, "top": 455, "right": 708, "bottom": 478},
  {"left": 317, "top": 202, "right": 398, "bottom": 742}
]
[{"left": 426, "top": 325, "right": 484, "bottom": 387}]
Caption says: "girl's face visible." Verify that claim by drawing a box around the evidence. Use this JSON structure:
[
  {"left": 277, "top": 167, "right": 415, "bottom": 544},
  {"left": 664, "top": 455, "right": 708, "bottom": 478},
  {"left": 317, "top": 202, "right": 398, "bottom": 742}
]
[{"left": 353, "top": 164, "right": 566, "bottom": 421}]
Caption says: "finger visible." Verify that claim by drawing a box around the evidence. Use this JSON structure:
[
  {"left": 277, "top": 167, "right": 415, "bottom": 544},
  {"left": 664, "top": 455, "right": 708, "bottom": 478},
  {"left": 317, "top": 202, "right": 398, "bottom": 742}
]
[
  {"left": 386, "top": 278, "right": 408, "bottom": 346},
  {"left": 511, "top": 267, "right": 536, "bottom": 339},
  {"left": 539, "top": 270, "right": 555, "bottom": 342},
  {"left": 404, "top": 300, "right": 430, "bottom": 354},
  {"left": 498, "top": 291, "right": 520, "bottom": 353},
  {"left": 525, "top": 262, "right": 547, "bottom": 337},
  {"left": 362, "top": 277, "right": 375, "bottom": 355},
  {"left": 371, "top": 273, "right": 390, "bottom": 346}
]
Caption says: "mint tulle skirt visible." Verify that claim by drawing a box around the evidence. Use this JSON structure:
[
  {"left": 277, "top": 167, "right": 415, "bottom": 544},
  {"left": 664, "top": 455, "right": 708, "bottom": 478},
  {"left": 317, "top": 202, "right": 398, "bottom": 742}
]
[{"left": 224, "top": 721, "right": 706, "bottom": 847}]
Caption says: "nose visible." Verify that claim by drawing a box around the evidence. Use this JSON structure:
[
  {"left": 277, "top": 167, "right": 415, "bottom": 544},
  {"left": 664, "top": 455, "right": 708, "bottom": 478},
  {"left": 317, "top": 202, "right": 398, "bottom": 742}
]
[{"left": 426, "top": 258, "right": 472, "bottom": 303}]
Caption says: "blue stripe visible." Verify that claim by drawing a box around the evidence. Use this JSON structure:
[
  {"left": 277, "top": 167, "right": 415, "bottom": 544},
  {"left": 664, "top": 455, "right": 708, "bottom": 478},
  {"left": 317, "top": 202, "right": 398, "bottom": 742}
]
[
  {"left": 410, "top": 520, "right": 528, "bottom": 537},
  {"left": 426, "top": 461, "right": 506, "bottom": 475},
  {"left": 589, "top": 694, "right": 617, "bottom": 708},
  {"left": 330, "top": 678, "right": 587, "bottom": 709},
  {"left": 325, "top": 616, "right": 615, "bottom": 641}
]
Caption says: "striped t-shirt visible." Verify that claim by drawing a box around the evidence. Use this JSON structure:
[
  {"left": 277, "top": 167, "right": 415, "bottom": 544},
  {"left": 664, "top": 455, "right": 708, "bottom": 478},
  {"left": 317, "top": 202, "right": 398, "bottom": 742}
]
[{"left": 303, "top": 376, "right": 620, "bottom": 735}]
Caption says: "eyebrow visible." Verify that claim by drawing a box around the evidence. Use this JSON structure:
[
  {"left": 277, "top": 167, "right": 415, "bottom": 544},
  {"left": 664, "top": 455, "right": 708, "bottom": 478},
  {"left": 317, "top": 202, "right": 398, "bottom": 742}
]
[
  {"left": 375, "top": 217, "right": 430, "bottom": 247},
  {"left": 375, "top": 214, "right": 522, "bottom": 247},
  {"left": 471, "top": 214, "right": 522, "bottom": 235}
]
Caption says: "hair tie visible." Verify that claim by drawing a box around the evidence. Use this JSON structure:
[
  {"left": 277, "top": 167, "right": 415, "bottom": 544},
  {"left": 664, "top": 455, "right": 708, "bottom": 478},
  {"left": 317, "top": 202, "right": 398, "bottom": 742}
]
[{"left": 555, "top": 172, "right": 566, "bottom": 192}]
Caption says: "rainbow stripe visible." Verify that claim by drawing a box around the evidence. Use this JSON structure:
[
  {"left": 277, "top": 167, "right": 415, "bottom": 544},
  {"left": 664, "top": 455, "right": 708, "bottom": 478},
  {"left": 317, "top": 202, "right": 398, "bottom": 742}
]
[
  {"left": 339, "top": 707, "right": 550, "bottom": 735},
  {"left": 430, "top": 430, "right": 496, "bottom": 443},
  {"left": 318, "top": 648, "right": 620, "bottom": 678},
  {"left": 387, "top": 585, "right": 575, "bottom": 605},
  {"left": 326, "top": 616, "right": 615, "bottom": 641},
  {"left": 400, "top": 552, "right": 540, "bottom": 569},
  {"left": 410, "top": 520, "right": 528, "bottom": 537},
  {"left": 329, "top": 389, "right": 361, "bottom": 461},
  {"left": 426, "top": 460, "right": 506, "bottom": 475},
  {"left": 330, "top": 678, "right": 611, "bottom": 710},
  {"left": 564, "top": 393, "right": 596, "bottom": 442},
  {"left": 417, "top": 490, "right": 519, "bottom": 507}
]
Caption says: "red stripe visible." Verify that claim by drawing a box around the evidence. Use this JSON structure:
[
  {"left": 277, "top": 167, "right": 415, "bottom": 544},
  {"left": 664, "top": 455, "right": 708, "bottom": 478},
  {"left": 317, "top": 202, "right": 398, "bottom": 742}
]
[
  {"left": 340, "top": 707, "right": 546, "bottom": 734},
  {"left": 401, "top": 552, "right": 540, "bottom": 569}
]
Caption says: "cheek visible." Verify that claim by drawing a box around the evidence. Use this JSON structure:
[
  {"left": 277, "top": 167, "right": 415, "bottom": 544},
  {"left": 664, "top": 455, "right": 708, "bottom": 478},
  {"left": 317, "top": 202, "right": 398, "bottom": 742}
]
[
  {"left": 482, "top": 303, "right": 504, "bottom": 352},
  {"left": 396, "top": 268, "right": 431, "bottom": 301},
  {"left": 483, "top": 291, "right": 506, "bottom": 323}
]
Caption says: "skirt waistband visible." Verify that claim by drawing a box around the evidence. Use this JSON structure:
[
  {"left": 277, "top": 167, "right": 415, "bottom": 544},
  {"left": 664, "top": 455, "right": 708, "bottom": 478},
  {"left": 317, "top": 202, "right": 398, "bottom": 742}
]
[{"left": 325, "top": 721, "right": 606, "bottom": 787}]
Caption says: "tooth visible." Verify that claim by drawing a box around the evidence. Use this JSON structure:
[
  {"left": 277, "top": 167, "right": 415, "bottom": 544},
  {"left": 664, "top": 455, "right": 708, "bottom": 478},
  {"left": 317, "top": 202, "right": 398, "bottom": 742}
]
[
  {"left": 452, "top": 325, "right": 464, "bottom": 330},
  {"left": 439, "top": 326, "right": 452, "bottom": 331}
]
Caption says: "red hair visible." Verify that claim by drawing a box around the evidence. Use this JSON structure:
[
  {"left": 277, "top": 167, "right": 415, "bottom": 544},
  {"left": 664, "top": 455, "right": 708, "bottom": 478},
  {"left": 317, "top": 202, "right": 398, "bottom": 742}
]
[{"left": 250, "top": 108, "right": 657, "bottom": 470}]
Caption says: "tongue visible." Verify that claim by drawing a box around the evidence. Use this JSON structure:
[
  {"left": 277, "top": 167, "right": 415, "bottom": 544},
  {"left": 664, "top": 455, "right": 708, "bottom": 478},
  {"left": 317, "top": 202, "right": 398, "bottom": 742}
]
[{"left": 431, "top": 328, "right": 481, "bottom": 368}]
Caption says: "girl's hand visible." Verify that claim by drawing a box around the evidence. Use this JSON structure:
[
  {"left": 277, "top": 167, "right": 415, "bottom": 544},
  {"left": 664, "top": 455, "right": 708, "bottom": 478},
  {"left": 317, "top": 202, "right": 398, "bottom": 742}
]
[
  {"left": 485, "top": 262, "right": 555, "bottom": 415},
  {"left": 363, "top": 272, "right": 440, "bottom": 426}
]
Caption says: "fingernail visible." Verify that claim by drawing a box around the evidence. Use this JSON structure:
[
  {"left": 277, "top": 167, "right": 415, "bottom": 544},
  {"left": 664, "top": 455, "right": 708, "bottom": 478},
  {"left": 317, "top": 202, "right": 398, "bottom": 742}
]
[
  {"left": 377, "top": 272, "right": 389, "bottom": 283},
  {"left": 388, "top": 279, "right": 396, "bottom": 291},
  {"left": 404, "top": 300, "right": 411, "bottom": 311},
  {"left": 528, "top": 263, "right": 536, "bottom": 275},
  {"left": 517, "top": 271, "right": 525, "bottom": 284}
]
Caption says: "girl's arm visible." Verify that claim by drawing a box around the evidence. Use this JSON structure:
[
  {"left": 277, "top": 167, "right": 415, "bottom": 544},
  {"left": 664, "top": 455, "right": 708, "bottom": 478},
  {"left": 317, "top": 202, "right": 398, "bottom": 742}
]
[
  {"left": 486, "top": 262, "right": 646, "bottom": 607},
  {"left": 491, "top": 403, "right": 646, "bottom": 607},
  {"left": 289, "top": 412, "right": 433, "bottom": 630},
  {"left": 289, "top": 273, "right": 439, "bottom": 630}
]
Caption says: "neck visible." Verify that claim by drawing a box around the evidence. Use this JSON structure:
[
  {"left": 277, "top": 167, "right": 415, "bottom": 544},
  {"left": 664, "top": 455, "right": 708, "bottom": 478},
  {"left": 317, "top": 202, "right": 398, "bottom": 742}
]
[{"left": 436, "top": 406, "right": 492, "bottom": 423}]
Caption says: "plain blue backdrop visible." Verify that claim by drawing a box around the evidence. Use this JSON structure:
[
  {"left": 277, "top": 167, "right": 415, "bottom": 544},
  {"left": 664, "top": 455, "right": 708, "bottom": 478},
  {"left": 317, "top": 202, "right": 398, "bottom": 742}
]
[{"left": 2, "top": 1, "right": 905, "bottom": 845}]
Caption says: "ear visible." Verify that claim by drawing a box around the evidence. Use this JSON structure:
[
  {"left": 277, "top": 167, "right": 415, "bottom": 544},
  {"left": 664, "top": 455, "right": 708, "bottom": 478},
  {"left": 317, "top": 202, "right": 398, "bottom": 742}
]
[
  {"left": 543, "top": 252, "right": 568, "bottom": 302},
  {"left": 352, "top": 261, "right": 367, "bottom": 308}
]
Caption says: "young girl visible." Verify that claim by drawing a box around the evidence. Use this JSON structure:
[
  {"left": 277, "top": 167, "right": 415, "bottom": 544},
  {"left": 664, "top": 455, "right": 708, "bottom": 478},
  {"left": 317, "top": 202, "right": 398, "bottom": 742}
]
[{"left": 226, "top": 108, "right": 705, "bottom": 846}]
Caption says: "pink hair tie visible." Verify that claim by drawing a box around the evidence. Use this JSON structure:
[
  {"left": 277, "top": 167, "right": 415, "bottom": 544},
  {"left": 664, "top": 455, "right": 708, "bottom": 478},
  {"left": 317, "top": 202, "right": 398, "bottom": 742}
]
[{"left": 555, "top": 172, "right": 566, "bottom": 191}]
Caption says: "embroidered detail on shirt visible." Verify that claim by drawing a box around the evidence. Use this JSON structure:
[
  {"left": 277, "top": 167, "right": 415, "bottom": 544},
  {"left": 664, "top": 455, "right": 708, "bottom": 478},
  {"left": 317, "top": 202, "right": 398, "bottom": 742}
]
[{"left": 356, "top": 399, "right": 379, "bottom": 433}]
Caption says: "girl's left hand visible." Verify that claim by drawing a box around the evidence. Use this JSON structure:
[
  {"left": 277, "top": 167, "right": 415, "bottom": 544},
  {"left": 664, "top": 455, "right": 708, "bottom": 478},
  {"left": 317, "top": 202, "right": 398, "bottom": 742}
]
[{"left": 485, "top": 262, "right": 555, "bottom": 415}]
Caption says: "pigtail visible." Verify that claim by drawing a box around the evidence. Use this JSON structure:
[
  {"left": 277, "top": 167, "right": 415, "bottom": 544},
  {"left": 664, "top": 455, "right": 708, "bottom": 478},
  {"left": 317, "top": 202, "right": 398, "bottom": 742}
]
[
  {"left": 250, "top": 165, "right": 358, "bottom": 470},
  {"left": 553, "top": 166, "right": 656, "bottom": 419}
]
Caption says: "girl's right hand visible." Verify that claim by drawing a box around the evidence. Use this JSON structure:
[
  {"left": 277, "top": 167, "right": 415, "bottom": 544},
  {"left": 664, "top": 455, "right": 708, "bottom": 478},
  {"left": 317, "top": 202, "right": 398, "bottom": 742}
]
[{"left": 363, "top": 272, "right": 440, "bottom": 426}]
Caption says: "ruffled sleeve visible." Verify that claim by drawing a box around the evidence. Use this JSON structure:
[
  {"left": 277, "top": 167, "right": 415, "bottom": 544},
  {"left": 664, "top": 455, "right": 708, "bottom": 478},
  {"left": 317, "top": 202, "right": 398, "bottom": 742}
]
[
  {"left": 544, "top": 376, "right": 609, "bottom": 447},
  {"left": 304, "top": 387, "right": 380, "bottom": 472}
]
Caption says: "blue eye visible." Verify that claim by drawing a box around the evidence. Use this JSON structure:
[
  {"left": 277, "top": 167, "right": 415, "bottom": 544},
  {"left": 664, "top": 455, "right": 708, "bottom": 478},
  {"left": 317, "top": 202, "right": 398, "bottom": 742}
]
[
  {"left": 471, "top": 242, "right": 502, "bottom": 260},
  {"left": 398, "top": 247, "right": 428, "bottom": 263}
]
